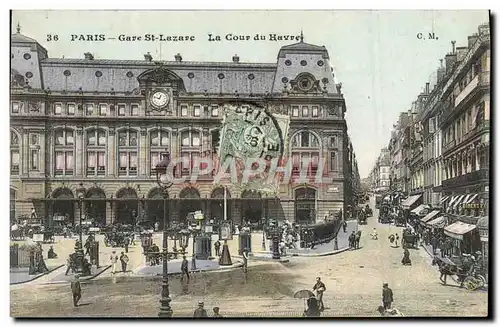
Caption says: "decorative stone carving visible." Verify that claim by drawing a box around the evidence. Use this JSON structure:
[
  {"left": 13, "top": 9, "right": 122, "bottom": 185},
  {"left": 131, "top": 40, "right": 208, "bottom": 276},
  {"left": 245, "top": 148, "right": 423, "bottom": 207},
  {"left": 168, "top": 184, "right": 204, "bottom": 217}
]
[
  {"left": 28, "top": 101, "right": 41, "bottom": 112},
  {"left": 336, "top": 83, "right": 342, "bottom": 93},
  {"left": 109, "top": 127, "right": 115, "bottom": 136}
]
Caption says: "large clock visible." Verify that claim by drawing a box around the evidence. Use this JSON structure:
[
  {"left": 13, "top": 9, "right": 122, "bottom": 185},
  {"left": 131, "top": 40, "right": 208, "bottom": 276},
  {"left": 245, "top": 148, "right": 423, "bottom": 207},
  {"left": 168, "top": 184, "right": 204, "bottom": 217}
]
[{"left": 150, "top": 91, "right": 169, "bottom": 109}]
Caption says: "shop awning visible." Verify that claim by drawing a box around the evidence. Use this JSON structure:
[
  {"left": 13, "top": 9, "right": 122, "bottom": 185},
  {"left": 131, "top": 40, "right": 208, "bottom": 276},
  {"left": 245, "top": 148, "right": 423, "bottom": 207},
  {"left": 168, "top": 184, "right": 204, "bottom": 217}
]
[
  {"left": 444, "top": 221, "right": 476, "bottom": 240},
  {"left": 420, "top": 210, "right": 441, "bottom": 224},
  {"left": 411, "top": 204, "right": 428, "bottom": 216},
  {"left": 464, "top": 194, "right": 478, "bottom": 205},
  {"left": 452, "top": 195, "right": 466, "bottom": 209},
  {"left": 401, "top": 194, "right": 422, "bottom": 208},
  {"left": 439, "top": 196, "right": 450, "bottom": 203},
  {"left": 447, "top": 195, "right": 458, "bottom": 207},
  {"left": 427, "top": 216, "right": 446, "bottom": 228}
]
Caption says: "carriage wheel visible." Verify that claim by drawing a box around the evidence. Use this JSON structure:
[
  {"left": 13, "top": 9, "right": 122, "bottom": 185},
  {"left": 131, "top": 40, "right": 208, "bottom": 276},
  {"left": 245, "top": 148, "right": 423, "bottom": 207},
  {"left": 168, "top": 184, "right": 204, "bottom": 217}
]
[
  {"left": 464, "top": 277, "right": 477, "bottom": 291},
  {"left": 476, "top": 275, "right": 486, "bottom": 288}
]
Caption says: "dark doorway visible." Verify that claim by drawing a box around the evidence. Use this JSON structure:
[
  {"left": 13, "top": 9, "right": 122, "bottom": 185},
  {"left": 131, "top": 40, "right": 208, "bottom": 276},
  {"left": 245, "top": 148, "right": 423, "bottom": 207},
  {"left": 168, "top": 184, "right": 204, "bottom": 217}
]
[
  {"left": 179, "top": 187, "right": 202, "bottom": 223},
  {"left": 241, "top": 190, "right": 262, "bottom": 224},
  {"left": 210, "top": 187, "right": 231, "bottom": 223},
  {"left": 52, "top": 188, "right": 75, "bottom": 225},
  {"left": 147, "top": 188, "right": 168, "bottom": 229},
  {"left": 116, "top": 188, "right": 138, "bottom": 225},
  {"left": 85, "top": 188, "right": 106, "bottom": 226},
  {"left": 295, "top": 187, "right": 316, "bottom": 224}
]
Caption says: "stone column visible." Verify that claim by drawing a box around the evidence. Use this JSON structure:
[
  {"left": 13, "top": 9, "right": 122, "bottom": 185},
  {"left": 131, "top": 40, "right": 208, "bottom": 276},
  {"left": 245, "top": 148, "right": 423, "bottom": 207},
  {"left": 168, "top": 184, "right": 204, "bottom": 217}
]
[
  {"left": 139, "top": 128, "right": 147, "bottom": 177},
  {"left": 76, "top": 127, "right": 84, "bottom": 177},
  {"left": 108, "top": 128, "right": 116, "bottom": 177},
  {"left": 475, "top": 146, "right": 480, "bottom": 171},
  {"left": 171, "top": 129, "right": 179, "bottom": 159}
]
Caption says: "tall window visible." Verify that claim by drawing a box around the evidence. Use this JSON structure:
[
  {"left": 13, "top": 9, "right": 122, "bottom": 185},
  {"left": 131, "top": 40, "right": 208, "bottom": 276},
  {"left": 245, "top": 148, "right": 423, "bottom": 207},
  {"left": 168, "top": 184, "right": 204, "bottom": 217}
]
[
  {"left": 118, "top": 104, "right": 126, "bottom": 116},
  {"left": 118, "top": 130, "right": 138, "bottom": 176},
  {"left": 86, "top": 103, "right": 94, "bottom": 116},
  {"left": 193, "top": 105, "right": 201, "bottom": 117},
  {"left": 54, "top": 103, "right": 62, "bottom": 115},
  {"left": 302, "top": 106, "right": 309, "bottom": 117},
  {"left": 29, "top": 133, "right": 39, "bottom": 171},
  {"left": 131, "top": 104, "right": 139, "bottom": 116},
  {"left": 86, "top": 129, "right": 107, "bottom": 176},
  {"left": 10, "top": 131, "right": 20, "bottom": 175},
  {"left": 99, "top": 104, "right": 107, "bottom": 116},
  {"left": 67, "top": 103, "right": 75, "bottom": 115},
  {"left": 211, "top": 105, "right": 219, "bottom": 117},
  {"left": 312, "top": 106, "right": 318, "bottom": 117},
  {"left": 292, "top": 106, "right": 299, "bottom": 117},
  {"left": 54, "top": 129, "right": 74, "bottom": 176},
  {"left": 291, "top": 131, "right": 320, "bottom": 176},
  {"left": 11, "top": 102, "right": 20, "bottom": 114},
  {"left": 180, "top": 105, "right": 188, "bottom": 117},
  {"left": 180, "top": 130, "right": 201, "bottom": 176},
  {"left": 150, "top": 130, "right": 171, "bottom": 174}
]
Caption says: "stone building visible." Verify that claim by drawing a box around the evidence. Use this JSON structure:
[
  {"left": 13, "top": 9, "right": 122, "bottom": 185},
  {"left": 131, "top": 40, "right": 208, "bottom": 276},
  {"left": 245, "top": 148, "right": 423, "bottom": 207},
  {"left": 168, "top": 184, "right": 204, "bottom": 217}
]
[{"left": 10, "top": 28, "right": 357, "bottom": 227}]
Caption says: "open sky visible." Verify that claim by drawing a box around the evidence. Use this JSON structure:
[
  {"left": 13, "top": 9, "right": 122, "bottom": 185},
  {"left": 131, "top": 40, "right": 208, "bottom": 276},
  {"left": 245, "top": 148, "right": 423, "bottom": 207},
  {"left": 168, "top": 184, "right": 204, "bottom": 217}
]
[{"left": 11, "top": 10, "right": 489, "bottom": 178}]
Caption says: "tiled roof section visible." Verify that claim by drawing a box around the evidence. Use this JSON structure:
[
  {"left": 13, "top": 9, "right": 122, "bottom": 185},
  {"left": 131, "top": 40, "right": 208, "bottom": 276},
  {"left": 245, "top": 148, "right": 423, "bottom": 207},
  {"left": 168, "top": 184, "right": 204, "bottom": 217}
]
[
  {"left": 278, "top": 41, "right": 329, "bottom": 59},
  {"left": 40, "top": 59, "right": 277, "bottom": 93},
  {"left": 11, "top": 33, "right": 38, "bottom": 44}
]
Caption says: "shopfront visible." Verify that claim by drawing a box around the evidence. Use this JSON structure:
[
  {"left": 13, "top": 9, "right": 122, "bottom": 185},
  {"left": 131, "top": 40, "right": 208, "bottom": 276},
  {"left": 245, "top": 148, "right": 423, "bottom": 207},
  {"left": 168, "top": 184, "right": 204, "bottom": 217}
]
[{"left": 444, "top": 221, "right": 481, "bottom": 256}]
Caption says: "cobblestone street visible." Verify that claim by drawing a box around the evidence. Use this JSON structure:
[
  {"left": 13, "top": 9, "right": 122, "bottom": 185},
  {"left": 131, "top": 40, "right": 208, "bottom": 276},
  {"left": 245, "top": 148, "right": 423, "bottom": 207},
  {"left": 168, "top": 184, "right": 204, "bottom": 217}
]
[{"left": 10, "top": 200, "right": 488, "bottom": 317}]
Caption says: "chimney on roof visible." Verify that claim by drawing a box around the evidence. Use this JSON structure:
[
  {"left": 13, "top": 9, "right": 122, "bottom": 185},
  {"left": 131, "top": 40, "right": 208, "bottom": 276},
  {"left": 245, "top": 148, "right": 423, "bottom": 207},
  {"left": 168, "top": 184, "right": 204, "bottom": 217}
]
[
  {"left": 144, "top": 52, "right": 153, "bottom": 61},
  {"left": 451, "top": 40, "right": 456, "bottom": 54},
  {"left": 84, "top": 52, "right": 94, "bottom": 60},
  {"left": 468, "top": 34, "right": 479, "bottom": 48},
  {"left": 478, "top": 23, "right": 490, "bottom": 36},
  {"left": 232, "top": 54, "right": 240, "bottom": 63},
  {"left": 456, "top": 46, "right": 468, "bottom": 62},
  {"left": 425, "top": 82, "right": 430, "bottom": 95},
  {"left": 444, "top": 53, "right": 457, "bottom": 74},
  {"left": 437, "top": 59, "right": 445, "bottom": 83},
  {"left": 175, "top": 53, "right": 182, "bottom": 62}
]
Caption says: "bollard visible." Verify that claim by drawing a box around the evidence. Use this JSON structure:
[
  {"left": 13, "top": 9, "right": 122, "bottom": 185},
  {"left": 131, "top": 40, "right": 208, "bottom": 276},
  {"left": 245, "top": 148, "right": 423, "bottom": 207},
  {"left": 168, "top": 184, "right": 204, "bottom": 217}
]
[{"left": 334, "top": 237, "right": 338, "bottom": 250}]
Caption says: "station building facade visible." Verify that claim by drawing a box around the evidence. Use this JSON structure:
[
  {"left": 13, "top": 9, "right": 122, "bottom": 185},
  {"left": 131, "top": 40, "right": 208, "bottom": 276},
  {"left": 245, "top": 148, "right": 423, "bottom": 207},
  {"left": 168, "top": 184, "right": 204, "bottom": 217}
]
[{"left": 10, "top": 29, "right": 358, "bottom": 227}]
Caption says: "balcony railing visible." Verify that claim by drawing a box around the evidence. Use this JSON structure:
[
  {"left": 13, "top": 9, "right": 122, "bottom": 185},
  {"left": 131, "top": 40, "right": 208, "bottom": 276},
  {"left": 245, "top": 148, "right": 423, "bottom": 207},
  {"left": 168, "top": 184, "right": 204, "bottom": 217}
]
[
  {"left": 442, "top": 168, "right": 489, "bottom": 188},
  {"left": 443, "top": 139, "right": 456, "bottom": 152},
  {"left": 460, "top": 121, "right": 490, "bottom": 145}
]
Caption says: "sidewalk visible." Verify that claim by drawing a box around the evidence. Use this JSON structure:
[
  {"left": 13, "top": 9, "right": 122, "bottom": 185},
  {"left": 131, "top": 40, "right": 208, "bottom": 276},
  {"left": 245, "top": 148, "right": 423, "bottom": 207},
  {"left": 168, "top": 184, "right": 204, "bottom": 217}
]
[
  {"left": 134, "top": 258, "right": 243, "bottom": 276},
  {"left": 10, "top": 264, "right": 64, "bottom": 285},
  {"left": 42, "top": 264, "right": 111, "bottom": 284}
]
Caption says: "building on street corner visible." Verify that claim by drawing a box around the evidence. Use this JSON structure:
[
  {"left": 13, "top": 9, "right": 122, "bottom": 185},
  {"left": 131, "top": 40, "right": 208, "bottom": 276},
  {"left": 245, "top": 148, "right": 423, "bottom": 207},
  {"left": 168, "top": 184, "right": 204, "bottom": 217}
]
[{"left": 10, "top": 29, "right": 360, "bottom": 227}]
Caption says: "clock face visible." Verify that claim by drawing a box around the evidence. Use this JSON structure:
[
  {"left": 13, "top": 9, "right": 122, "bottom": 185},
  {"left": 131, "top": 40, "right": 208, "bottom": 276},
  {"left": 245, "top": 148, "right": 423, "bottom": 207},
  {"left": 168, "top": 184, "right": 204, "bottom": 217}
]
[{"left": 151, "top": 91, "right": 169, "bottom": 108}]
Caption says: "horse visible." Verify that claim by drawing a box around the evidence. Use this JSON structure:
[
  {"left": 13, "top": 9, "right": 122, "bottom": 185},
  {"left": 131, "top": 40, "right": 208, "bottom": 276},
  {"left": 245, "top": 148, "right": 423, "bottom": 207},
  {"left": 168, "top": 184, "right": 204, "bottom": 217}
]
[
  {"left": 432, "top": 256, "right": 467, "bottom": 287},
  {"left": 354, "top": 231, "right": 361, "bottom": 249}
]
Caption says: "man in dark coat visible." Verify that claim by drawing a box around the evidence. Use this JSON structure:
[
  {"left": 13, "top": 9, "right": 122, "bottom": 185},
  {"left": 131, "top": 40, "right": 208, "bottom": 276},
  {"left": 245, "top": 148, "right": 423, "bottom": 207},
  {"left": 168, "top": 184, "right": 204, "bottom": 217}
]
[
  {"left": 342, "top": 220, "right": 348, "bottom": 233},
  {"left": 71, "top": 275, "right": 82, "bottom": 307},
  {"left": 181, "top": 255, "right": 190, "bottom": 281},
  {"left": 212, "top": 307, "right": 223, "bottom": 318},
  {"left": 401, "top": 248, "right": 411, "bottom": 265},
  {"left": 348, "top": 231, "right": 356, "bottom": 250},
  {"left": 382, "top": 283, "right": 393, "bottom": 310},
  {"left": 214, "top": 240, "right": 221, "bottom": 257},
  {"left": 312, "top": 277, "right": 326, "bottom": 311},
  {"left": 120, "top": 252, "right": 129, "bottom": 273},
  {"left": 193, "top": 301, "right": 208, "bottom": 317}
]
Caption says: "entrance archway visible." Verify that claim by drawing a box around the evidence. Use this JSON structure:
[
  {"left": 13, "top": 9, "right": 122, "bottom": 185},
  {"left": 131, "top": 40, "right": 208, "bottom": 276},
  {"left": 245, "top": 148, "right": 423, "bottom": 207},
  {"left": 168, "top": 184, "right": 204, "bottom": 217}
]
[
  {"left": 147, "top": 188, "right": 168, "bottom": 229},
  {"left": 241, "top": 190, "right": 262, "bottom": 224},
  {"left": 52, "top": 188, "right": 75, "bottom": 225},
  {"left": 85, "top": 188, "right": 106, "bottom": 226},
  {"left": 210, "top": 187, "right": 231, "bottom": 222},
  {"left": 295, "top": 187, "right": 316, "bottom": 224},
  {"left": 179, "top": 187, "right": 201, "bottom": 222},
  {"left": 116, "top": 188, "right": 138, "bottom": 225}
]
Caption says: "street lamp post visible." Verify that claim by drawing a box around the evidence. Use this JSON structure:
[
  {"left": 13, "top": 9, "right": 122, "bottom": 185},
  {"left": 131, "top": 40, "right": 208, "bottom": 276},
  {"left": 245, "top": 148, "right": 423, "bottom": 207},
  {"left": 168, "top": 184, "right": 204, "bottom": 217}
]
[
  {"left": 76, "top": 183, "right": 86, "bottom": 247},
  {"left": 261, "top": 217, "right": 266, "bottom": 251},
  {"left": 155, "top": 152, "right": 173, "bottom": 318}
]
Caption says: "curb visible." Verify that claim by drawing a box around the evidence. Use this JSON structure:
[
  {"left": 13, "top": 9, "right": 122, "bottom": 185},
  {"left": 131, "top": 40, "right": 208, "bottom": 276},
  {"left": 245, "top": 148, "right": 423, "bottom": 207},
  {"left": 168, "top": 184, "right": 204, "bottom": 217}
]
[
  {"left": 233, "top": 255, "right": 290, "bottom": 263},
  {"left": 289, "top": 246, "right": 350, "bottom": 257},
  {"left": 10, "top": 264, "right": 64, "bottom": 285},
  {"left": 42, "top": 265, "right": 111, "bottom": 285},
  {"left": 132, "top": 261, "right": 244, "bottom": 277}
]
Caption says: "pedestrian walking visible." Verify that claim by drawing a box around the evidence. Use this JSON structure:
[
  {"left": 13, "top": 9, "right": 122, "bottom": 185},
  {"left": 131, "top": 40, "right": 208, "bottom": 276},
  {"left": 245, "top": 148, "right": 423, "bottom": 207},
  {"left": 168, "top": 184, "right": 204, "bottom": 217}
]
[
  {"left": 342, "top": 220, "right": 347, "bottom": 233},
  {"left": 401, "top": 248, "right": 411, "bottom": 265},
  {"left": 212, "top": 307, "right": 223, "bottom": 318},
  {"left": 120, "top": 251, "right": 129, "bottom": 273},
  {"left": 242, "top": 248, "right": 249, "bottom": 273},
  {"left": 154, "top": 221, "right": 159, "bottom": 232},
  {"left": 395, "top": 234, "right": 400, "bottom": 247},
  {"left": 71, "top": 275, "right": 82, "bottom": 307},
  {"left": 214, "top": 240, "right": 221, "bottom": 257},
  {"left": 193, "top": 301, "right": 208, "bottom": 317},
  {"left": 348, "top": 231, "right": 355, "bottom": 250},
  {"left": 110, "top": 251, "right": 118, "bottom": 274},
  {"left": 124, "top": 235, "right": 130, "bottom": 253},
  {"left": 181, "top": 255, "right": 190, "bottom": 281},
  {"left": 65, "top": 255, "right": 73, "bottom": 276},
  {"left": 370, "top": 228, "right": 378, "bottom": 240},
  {"left": 303, "top": 297, "right": 321, "bottom": 317},
  {"left": 382, "top": 283, "right": 394, "bottom": 310},
  {"left": 312, "top": 277, "right": 326, "bottom": 311}
]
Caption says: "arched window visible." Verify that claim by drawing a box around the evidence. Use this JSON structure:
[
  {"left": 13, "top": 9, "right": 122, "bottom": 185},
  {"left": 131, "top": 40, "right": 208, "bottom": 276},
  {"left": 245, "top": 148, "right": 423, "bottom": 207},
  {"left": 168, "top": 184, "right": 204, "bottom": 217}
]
[
  {"left": 86, "top": 129, "right": 107, "bottom": 176},
  {"left": 290, "top": 131, "right": 320, "bottom": 176},
  {"left": 10, "top": 131, "right": 20, "bottom": 175},
  {"left": 54, "top": 129, "right": 75, "bottom": 176},
  {"left": 118, "top": 130, "right": 138, "bottom": 176},
  {"left": 180, "top": 129, "right": 201, "bottom": 176},
  {"left": 150, "top": 129, "right": 170, "bottom": 175}
]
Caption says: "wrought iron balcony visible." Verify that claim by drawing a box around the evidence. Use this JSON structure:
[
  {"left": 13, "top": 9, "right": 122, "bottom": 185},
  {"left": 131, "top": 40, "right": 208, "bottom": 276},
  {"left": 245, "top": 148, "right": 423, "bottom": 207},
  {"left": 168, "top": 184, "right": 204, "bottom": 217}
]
[
  {"left": 442, "top": 139, "right": 456, "bottom": 153},
  {"left": 442, "top": 168, "right": 489, "bottom": 188}
]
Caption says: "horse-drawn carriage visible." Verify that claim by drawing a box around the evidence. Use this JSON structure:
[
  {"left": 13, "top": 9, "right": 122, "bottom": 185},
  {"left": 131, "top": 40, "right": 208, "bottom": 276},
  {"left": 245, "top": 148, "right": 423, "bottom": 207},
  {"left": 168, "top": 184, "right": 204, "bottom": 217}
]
[
  {"left": 401, "top": 229, "right": 419, "bottom": 249},
  {"left": 394, "top": 213, "right": 406, "bottom": 227},
  {"left": 433, "top": 256, "right": 486, "bottom": 291}
]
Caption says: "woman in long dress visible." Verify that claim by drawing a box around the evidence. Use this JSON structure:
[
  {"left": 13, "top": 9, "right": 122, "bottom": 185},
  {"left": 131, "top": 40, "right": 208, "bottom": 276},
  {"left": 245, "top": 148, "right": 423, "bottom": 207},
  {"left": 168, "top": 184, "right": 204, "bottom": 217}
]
[{"left": 401, "top": 248, "right": 412, "bottom": 265}]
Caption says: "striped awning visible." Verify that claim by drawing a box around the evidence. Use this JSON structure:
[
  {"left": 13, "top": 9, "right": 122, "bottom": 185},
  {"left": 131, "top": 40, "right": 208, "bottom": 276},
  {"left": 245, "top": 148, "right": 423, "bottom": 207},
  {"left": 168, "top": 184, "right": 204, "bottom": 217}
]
[
  {"left": 464, "top": 194, "right": 479, "bottom": 205},
  {"left": 420, "top": 210, "right": 441, "bottom": 225},
  {"left": 447, "top": 195, "right": 459, "bottom": 207},
  {"left": 428, "top": 216, "right": 446, "bottom": 228},
  {"left": 401, "top": 194, "right": 422, "bottom": 208},
  {"left": 440, "top": 196, "right": 450, "bottom": 203},
  {"left": 411, "top": 204, "right": 428, "bottom": 216},
  {"left": 452, "top": 195, "right": 466, "bottom": 209},
  {"left": 444, "top": 221, "right": 476, "bottom": 240}
]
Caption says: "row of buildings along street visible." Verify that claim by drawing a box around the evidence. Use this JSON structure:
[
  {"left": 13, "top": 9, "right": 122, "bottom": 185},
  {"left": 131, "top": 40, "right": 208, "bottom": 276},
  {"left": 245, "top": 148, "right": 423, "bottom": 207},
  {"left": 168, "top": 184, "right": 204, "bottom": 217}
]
[{"left": 368, "top": 22, "right": 490, "bottom": 281}]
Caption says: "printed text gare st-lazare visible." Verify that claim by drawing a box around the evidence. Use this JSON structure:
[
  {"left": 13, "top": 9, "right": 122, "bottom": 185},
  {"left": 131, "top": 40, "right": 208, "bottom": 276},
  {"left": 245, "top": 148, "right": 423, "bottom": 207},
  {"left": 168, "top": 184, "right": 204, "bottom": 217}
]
[{"left": 64, "top": 33, "right": 301, "bottom": 42}]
